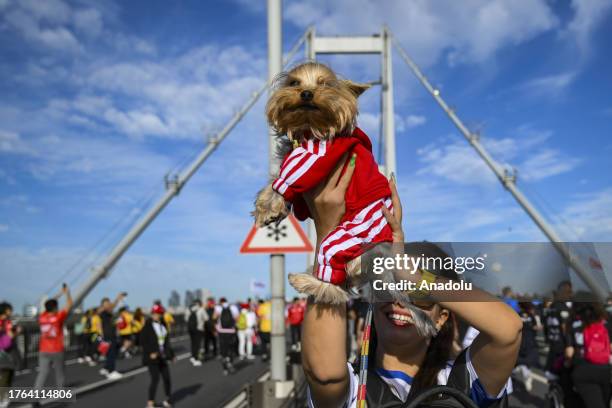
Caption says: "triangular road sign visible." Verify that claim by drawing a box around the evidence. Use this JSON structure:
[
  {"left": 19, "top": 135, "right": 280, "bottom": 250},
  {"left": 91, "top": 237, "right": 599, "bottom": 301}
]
[{"left": 240, "top": 214, "right": 314, "bottom": 254}]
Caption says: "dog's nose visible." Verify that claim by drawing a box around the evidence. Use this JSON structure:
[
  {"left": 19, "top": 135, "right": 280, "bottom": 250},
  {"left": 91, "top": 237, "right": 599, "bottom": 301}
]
[{"left": 300, "top": 90, "right": 314, "bottom": 101}]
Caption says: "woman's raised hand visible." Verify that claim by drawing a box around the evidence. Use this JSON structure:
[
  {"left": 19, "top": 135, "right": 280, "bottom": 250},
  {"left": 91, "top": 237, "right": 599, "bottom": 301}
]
[{"left": 381, "top": 174, "right": 404, "bottom": 243}]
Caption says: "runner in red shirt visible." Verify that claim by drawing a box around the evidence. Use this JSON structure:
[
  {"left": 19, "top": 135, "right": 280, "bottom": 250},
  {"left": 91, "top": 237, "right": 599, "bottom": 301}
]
[
  {"left": 34, "top": 284, "right": 72, "bottom": 389},
  {"left": 287, "top": 297, "right": 305, "bottom": 351}
]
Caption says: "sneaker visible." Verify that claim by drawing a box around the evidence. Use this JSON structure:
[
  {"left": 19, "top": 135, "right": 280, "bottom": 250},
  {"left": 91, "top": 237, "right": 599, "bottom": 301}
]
[
  {"left": 99, "top": 368, "right": 109, "bottom": 376},
  {"left": 192, "top": 359, "right": 202, "bottom": 367},
  {"left": 223, "top": 369, "right": 228, "bottom": 376},
  {"left": 544, "top": 370, "right": 559, "bottom": 381},
  {"left": 85, "top": 356, "right": 93, "bottom": 363},
  {"left": 106, "top": 371, "right": 123, "bottom": 380},
  {"left": 524, "top": 376, "right": 533, "bottom": 392},
  {"left": 88, "top": 360, "right": 97, "bottom": 367},
  {"left": 77, "top": 357, "right": 85, "bottom": 363},
  {"left": 246, "top": 355, "right": 255, "bottom": 360},
  {"left": 162, "top": 401, "right": 172, "bottom": 408}
]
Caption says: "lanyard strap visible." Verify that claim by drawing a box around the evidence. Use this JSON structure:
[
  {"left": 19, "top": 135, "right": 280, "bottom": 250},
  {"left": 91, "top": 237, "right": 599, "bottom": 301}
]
[{"left": 356, "top": 303, "right": 373, "bottom": 408}]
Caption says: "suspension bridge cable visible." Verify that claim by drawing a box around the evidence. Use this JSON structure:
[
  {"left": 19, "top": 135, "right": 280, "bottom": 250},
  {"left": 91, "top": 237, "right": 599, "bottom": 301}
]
[
  {"left": 65, "top": 29, "right": 313, "bottom": 309},
  {"left": 43, "top": 177, "right": 165, "bottom": 295},
  {"left": 519, "top": 181, "right": 582, "bottom": 241},
  {"left": 45, "top": 30, "right": 311, "bottom": 298},
  {"left": 392, "top": 33, "right": 607, "bottom": 301}
]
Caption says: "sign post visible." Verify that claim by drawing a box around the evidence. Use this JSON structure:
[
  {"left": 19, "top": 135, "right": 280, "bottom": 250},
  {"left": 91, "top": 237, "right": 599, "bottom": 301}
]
[
  {"left": 267, "top": 0, "right": 285, "bottom": 385},
  {"left": 240, "top": 215, "right": 313, "bottom": 402}
]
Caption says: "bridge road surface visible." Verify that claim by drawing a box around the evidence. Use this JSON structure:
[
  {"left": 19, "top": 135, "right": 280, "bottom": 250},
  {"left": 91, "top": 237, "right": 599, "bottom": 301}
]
[
  {"left": 12, "top": 337, "right": 268, "bottom": 408},
  {"left": 11, "top": 336, "right": 552, "bottom": 407}
]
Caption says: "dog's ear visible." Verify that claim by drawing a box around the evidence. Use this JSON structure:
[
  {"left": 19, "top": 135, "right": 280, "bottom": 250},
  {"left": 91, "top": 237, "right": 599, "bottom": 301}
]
[{"left": 341, "top": 80, "right": 371, "bottom": 97}]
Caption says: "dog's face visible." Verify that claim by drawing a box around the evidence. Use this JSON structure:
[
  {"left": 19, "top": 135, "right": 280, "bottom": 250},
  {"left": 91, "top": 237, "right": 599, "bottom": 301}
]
[{"left": 266, "top": 62, "right": 369, "bottom": 140}]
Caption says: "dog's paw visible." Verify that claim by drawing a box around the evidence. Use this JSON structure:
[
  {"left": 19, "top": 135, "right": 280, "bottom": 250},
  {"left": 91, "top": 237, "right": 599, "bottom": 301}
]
[{"left": 252, "top": 184, "right": 290, "bottom": 227}]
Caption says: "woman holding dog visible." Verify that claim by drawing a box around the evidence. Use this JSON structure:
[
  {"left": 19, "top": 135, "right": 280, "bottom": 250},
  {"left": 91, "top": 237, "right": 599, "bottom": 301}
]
[{"left": 301, "top": 156, "right": 522, "bottom": 407}]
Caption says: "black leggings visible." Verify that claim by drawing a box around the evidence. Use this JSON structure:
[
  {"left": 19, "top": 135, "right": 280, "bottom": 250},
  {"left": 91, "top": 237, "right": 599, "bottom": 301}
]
[
  {"left": 571, "top": 362, "right": 611, "bottom": 408},
  {"left": 204, "top": 329, "right": 217, "bottom": 355},
  {"left": 218, "top": 333, "right": 236, "bottom": 360},
  {"left": 147, "top": 361, "right": 171, "bottom": 402},
  {"left": 189, "top": 331, "right": 202, "bottom": 358},
  {"left": 290, "top": 324, "right": 301, "bottom": 345}
]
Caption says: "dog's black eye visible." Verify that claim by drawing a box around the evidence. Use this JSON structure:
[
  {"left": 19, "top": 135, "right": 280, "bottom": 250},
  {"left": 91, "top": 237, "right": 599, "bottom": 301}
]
[{"left": 288, "top": 80, "right": 300, "bottom": 87}]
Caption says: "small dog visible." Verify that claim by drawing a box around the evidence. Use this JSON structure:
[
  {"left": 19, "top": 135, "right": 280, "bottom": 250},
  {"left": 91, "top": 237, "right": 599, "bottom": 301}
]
[
  {"left": 253, "top": 62, "right": 436, "bottom": 336},
  {"left": 253, "top": 62, "right": 369, "bottom": 228}
]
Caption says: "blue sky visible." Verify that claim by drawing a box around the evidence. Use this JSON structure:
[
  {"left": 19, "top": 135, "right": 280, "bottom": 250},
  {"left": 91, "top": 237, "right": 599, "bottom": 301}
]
[{"left": 1, "top": 0, "right": 611, "bottom": 312}]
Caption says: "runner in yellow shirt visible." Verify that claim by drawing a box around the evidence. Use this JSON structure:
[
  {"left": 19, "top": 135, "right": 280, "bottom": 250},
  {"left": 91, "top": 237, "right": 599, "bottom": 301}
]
[
  {"left": 257, "top": 299, "right": 271, "bottom": 361},
  {"left": 163, "top": 311, "right": 175, "bottom": 332},
  {"left": 117, "top": 307, "right": 134, "bottom": 358}
]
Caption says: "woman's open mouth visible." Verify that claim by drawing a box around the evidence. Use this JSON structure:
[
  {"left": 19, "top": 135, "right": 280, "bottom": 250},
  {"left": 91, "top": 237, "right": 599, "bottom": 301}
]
[{"left": 385, "top": 311, "right": 414, "bottom": 327}]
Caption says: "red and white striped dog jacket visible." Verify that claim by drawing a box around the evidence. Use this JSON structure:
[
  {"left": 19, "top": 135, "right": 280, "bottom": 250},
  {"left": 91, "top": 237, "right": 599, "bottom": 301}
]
[{"left": 272, "top": 127, "right": 393, "bottom": 286}]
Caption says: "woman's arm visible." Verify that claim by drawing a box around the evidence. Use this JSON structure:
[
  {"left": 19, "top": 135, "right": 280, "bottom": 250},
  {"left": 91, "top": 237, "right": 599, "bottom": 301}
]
[
  {"left": 301, "top": 154, "right": 355, "bottom": 408},
  {"left": 440, "top": 299, "right": 522, "bottom": 396},
  {"left": 382, "top": 179, "right": 522, "bottom": 397}
]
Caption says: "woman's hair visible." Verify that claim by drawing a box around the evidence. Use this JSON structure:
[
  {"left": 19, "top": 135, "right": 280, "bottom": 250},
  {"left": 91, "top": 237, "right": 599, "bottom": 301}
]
[
  {"left": 411, "top": 310, "right": 456, "bottom": 392},
  {"left": 366, "top": 242, "right": 460, "bottom": 394}
]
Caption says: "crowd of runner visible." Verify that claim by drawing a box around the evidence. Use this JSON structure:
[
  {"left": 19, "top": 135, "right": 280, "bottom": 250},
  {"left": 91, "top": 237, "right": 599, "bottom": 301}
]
[
  {"left": 1, "top": 281, "right": 611, "bottom": 407},
  {"left": 0, "top": 286, "right": 306, "bottom": 407}
]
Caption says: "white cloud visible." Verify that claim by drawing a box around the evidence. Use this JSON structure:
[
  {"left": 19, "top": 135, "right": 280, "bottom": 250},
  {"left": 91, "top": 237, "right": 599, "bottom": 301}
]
[
  {"left": 395, "top": 177, "right": 543, "bottom": 241},
  {"left": 417, "top": 139, "right": 498, "bottom": 185},
  {"left": 103, "top": 108, "right": 171, "bottom": 138},
  {"left": 285, "top": 0, "right": 558, "bottom": 67},
  {"left": 357, "top": 112, "right": 379, "bottom": 136},
  {"left": 0, "top": 128, "right": 173, "bottom": 186},
  {"left": 66, "top": 46, "right": 266, "bottom": 139},
  {"left": 416, "top": 127, "right": 580, "bottom": 185},
  {"left": 564, "top": 0, "right": 612, "bottom": 54},
  {"left": 521, "top": 71, "right": 577, "bottom": 99},
  {"left": 0, "top": 0, "right": 142, "bottom": 56},
  {"left": 0, "top": 194, "right": 39, "bottom": 214},
  {"left": 73, "top": 8, "right": 103, "bottom": 38},
  {"left": 559, "top": 188, "right": 612, "bottom": 240},
  {"left": 356, "top": 113, "right": 426, "bottom": 135},
  {"left": 520, "top": 149, "right": 582, "bottom": 181},
  {"left": 3, "top": 8, "right": 81, "bottom": 53},
  {"left": 18, "top": 0, "right": 71, "bottom": 25},
  {"left": 0, "top": 130, "right": 34, "bottom": 154},
  {"left": 395, "top": 115, "right": 427, "bottom": 132}
]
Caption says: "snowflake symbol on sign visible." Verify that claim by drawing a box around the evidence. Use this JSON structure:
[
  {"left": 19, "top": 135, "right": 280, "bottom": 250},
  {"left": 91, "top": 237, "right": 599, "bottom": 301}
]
[{"left": 266, "top": 224, "right": 288, "bottom": 242}]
